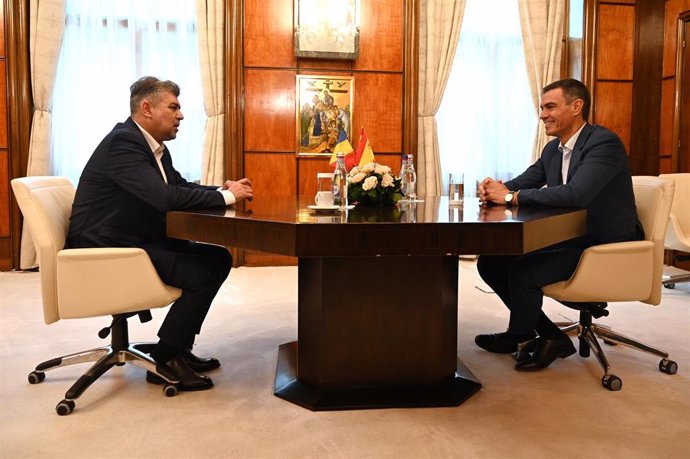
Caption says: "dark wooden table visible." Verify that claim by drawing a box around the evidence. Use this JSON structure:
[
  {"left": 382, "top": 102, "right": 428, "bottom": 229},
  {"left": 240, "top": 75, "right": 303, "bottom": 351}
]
[{"left": 167, "top": 196, "right": 586, "bottom": 411}]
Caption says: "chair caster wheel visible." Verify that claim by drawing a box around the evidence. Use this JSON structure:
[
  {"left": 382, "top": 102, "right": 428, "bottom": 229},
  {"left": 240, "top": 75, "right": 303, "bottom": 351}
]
[
  {"left": 28, "top": 371, "right": 45, "bottom": 384},
  {"left": 663, "top": 283, "right": 675, "bottom": 289},
  {"left": 602, "top": 374, "right": 622, "bottom": 391},
  {"left": 164, "top": 384, "right": 178, "bottom": 397},
  {"left": 659, "top": 359, "right": 678, "bottom": 375},
  {"left": 56, "top": 399, "right": 75, "bottom": 416}
]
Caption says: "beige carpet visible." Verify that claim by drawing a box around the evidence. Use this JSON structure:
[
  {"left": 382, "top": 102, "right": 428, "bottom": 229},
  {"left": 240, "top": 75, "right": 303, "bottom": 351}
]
[{"left": 1, "top": 260, "right": 689, "bottom": 459}]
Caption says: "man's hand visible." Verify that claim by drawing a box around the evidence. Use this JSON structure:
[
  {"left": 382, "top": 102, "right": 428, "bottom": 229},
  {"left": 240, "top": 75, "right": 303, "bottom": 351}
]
[
  {"left": 478, "top": 177, "right": 510, "bottom": 205},
  {"left": 222, "top": 178, "right": 253, "bottom": 202}
]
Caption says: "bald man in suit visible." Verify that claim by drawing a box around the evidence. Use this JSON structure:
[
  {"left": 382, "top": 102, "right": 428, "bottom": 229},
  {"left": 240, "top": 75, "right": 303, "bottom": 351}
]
[
  {"left": 67, "top": 76, "right": 253, "bottom": 391},
  {"left": 475, "top": 78, "right": 643, "bottom": 371}
]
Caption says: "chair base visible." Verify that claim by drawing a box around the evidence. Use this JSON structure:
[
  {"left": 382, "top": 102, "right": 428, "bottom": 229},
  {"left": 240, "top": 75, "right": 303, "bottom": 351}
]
[
  {"left": 29, "top": 314, "right": 180, "bottom": 415},
  {"left": 662, "top": 264, "right": 690, "bottom": 289},
  {"left": 551, "top": 306, "right": 678, "bottom": 390}
]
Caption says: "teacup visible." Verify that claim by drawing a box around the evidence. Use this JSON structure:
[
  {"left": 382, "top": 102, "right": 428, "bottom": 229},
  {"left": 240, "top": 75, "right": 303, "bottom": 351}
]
[{"left": 315, "top": 191, "right": 335, "bottom": 207}]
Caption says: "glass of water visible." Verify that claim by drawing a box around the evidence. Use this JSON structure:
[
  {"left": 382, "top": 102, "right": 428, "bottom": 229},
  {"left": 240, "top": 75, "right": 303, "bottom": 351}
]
[{"left": 448, "top": 172, "right": 464, "bottom": 206}]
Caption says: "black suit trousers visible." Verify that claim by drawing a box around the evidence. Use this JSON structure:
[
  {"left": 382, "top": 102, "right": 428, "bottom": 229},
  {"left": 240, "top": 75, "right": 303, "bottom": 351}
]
[
  {"left": 143, "top": 241, "right": 232, "bottom": 350},
  {"left": 477, "top": 245, "right": 584, "bottom": 336}
]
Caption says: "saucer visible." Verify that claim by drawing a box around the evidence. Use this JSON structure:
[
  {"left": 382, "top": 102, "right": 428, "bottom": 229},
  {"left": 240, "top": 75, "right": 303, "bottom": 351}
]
[{"left": 308, "top": 204, "right": 355, "bottom": 212}]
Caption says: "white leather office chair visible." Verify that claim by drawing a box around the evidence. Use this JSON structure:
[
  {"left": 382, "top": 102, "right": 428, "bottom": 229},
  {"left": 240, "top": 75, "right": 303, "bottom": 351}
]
[
  {"left": 11, "top": 176, "right": 182, "bottom": 415},
  {"left": 659, "top": 173, "right": 690, "bottom": 289},
  {"left": 541, "top": 176, "right": 677, "bottom": 391}
]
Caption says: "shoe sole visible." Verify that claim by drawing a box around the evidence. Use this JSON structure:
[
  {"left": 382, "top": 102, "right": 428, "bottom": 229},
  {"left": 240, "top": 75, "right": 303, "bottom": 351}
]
[{"left": 146, "top": 372, "right": 214, "bottom": 391}]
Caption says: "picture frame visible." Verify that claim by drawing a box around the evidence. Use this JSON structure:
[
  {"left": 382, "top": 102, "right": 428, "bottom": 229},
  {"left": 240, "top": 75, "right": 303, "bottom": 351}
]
[
  {"left": 296, "top": 75, "right": 354, "bottom": 156},
  {"left": 294, "top": 0, "right": 360, "bottom": 60}
]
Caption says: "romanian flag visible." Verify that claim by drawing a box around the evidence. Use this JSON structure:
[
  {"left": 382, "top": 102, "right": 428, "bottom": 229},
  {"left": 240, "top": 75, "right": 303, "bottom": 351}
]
[
  {"left": 354, "top": 128, "right": 375, "bottom": 168},
  {"left": 329, "top": 138, "right": 357, "bottom": 171}
]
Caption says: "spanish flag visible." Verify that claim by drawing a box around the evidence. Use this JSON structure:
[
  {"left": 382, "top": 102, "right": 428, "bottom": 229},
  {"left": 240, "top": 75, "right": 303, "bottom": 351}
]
[
  {"left": 329, "top": 138, "right": 357, "bottom": 171},
  {"left": 354, "top": 127, "right": 375, "bottom": 168}
]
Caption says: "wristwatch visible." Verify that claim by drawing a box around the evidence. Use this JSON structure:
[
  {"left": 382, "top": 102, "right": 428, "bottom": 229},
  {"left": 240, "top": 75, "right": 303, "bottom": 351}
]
[{"left": 504, "top": 192, "right": 514, "bottom": 206}]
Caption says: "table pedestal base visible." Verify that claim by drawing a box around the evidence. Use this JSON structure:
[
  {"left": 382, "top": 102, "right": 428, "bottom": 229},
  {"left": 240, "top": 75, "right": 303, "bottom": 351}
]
[{"left": 274, "top": 342, "right": 481, "bottom": 411}]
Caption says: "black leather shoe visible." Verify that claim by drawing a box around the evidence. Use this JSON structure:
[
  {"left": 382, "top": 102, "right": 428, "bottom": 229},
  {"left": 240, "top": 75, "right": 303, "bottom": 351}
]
[
  {"left": 146, "top": 355, "right": 214, "bottom": 391},
  {"left": 180, "top": 349, "right": 221, "bottom": 373},
  {"left": 515, "top": 334, "right": 576, "bottom": 371},
  {"left": 475, "top": 331, "right": 536, "bottom": 354}
]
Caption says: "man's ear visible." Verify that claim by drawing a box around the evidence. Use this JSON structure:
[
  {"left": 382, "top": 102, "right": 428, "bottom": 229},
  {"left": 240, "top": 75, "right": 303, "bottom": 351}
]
[
  {"left": 571, "top": 98, "right": 584, "bottom": 117},
  {"left": 140, "top": 99, "right": 153, "bottom": 118}
]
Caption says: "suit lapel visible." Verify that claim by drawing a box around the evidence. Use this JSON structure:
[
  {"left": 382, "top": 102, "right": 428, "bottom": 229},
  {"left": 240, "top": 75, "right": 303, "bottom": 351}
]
[{"left": 566, "top": 123, "right": 593, "bottom": 182}]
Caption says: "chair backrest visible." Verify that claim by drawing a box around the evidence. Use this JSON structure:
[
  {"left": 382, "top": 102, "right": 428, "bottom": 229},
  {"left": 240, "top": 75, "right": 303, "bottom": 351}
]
[
  {"left": 11, "top": 177, "right": 76, "bottom": 324},
  {"left": 659, "top": 173, "right": 690, "bottom": 251},
  {"left": 632, "top": 176, "right": 675, "bottom": 304}
]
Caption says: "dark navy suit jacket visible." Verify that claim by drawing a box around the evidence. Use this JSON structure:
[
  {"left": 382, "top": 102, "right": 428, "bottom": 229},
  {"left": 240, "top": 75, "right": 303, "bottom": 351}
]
[
  {"left": 67, "top": 117, "right": 225, "bottom": 249},
  {"left": 506, "top": 124, "right": 642, "bottom": 247}
]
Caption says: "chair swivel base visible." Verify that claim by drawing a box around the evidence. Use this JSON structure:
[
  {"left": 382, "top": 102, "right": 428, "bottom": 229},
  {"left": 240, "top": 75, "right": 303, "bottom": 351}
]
[
  {"left": 553, "top": 309, "right": 678, "bottom": 391},
  {"left": 28, "top": 316, "right": 180, "bottom": 415}
]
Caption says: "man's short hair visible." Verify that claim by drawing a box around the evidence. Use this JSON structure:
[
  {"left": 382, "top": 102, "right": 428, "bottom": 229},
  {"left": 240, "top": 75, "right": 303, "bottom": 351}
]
[
  {"left": 542, "top": 78, "right": 591, "bottom": 121},
  {"left": 129, "top": 76, "right": 180, "bottom": 114}
]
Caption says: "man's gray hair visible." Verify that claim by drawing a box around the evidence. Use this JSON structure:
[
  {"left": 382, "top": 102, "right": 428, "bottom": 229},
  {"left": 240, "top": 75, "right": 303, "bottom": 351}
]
[{"left": 129, "top": 76, "right": 180, "bottom": 114}]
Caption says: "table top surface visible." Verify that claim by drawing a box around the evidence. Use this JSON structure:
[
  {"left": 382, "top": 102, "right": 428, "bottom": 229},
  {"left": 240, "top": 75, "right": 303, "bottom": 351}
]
[{"left": 167, "top": 196, "right": 587, "bottom": 257}]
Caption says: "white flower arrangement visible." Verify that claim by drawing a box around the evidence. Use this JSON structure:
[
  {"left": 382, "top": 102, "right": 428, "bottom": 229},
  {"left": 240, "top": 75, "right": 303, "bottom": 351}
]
[{"left": 347, "top": 162, "right": 403, "bottom": 206}]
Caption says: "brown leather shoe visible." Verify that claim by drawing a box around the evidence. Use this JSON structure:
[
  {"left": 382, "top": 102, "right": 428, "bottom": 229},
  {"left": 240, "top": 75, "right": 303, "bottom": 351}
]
[
  {"left": 146, "top": 355, "right": 214, "bottom": 391},
  {"left": 181, "top": 349, "right": 221, "bottom": 373}
]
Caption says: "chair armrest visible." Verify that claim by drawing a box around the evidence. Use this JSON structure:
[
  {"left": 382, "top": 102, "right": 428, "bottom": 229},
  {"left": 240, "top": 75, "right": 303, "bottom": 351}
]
[
  {"left": 57, "top": 248, "right": 182, "bottom": 319},
  {"left": 542, "top": 241, "right": 654, "bottom": 303},
  {"left": 665, "top": 214, "right": 690, "bottom": 252}
]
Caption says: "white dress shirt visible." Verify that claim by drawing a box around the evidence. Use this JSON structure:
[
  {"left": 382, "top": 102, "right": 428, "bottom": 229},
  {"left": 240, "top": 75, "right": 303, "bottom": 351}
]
[{"left": 559, "top": 122, "right": 586, "bottom": 185}]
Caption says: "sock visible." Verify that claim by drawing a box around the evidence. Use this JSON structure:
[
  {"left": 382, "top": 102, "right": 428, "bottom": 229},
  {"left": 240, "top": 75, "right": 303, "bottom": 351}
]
[
  {"left": 151, "top": 340, "right": 181, "bottom": 364},
  {"left": 536, "top": 313, "right": 564, "bottom": 339}
]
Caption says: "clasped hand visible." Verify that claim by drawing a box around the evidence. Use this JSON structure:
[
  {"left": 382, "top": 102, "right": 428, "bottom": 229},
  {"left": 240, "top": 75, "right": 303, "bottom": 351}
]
[
  {"left": 477, "top": 177, "right": 510, "bottom": 206},
  {"left": 222, "top": 178, "right": 254, "bottom": 202}
]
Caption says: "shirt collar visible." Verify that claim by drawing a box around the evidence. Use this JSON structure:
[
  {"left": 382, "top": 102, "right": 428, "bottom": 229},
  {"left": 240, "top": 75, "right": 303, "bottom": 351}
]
[
  {"left": 133, "top": 120, "right": 165, "bottom": 158},
  {"left": 559, "top": 122, "right": 587, "bottom": 153}
]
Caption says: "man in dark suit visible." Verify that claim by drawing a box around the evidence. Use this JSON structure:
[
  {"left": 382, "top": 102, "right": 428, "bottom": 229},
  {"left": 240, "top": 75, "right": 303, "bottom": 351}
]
[
  {"left": 67, "top": 76, "right": 253, "bottom": 391},
  {"left": 475, "top": 78, "right": 643, "bottom": 371}
]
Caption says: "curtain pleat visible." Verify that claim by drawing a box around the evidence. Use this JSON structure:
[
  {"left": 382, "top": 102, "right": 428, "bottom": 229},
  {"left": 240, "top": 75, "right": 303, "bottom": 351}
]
[
  {"left": 417, "top": 0, "right": 466, "bottom": 196},
  {"left": 21, "top": 0, "right": 67, "bottom": 269},
  {"left": 518, "top": 0, "right": 565, "bottom": 161},
  {"left": 196, "top": 0, "right": 225, "bottom": 186}
]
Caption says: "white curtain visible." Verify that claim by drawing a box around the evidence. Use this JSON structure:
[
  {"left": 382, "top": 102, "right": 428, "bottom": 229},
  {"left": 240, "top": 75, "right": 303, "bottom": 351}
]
[
  {"left": 417, "top": 0, "right": 466, "bottom": 196},
  {"left": 21, "top": 0, "right": 66, "bottom": 269},
  {"left": 437, "top": 0, "right": 535, "bottom": 197},
  {"left": 195, "top": 0, "right": 225, "bottom": 185},
  {"left": 52, "top": 0, "right": 204, "bottom": 186},
  {"left": 518, "top": 0, "right": 565, "bottom": 160}
]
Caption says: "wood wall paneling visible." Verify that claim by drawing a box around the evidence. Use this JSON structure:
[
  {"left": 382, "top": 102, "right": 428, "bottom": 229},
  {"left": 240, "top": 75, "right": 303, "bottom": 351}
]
[
  {"left": 601, "top": 0, "right": 635, "bottom": 4},
  {"left": 594, "top": 82, "right": 633, "bottom": 152},
  {"left": 659, "top": 77, "right": 676, "bottom": 155},
  {"left": 297, "top": 58, "right": 352, "bottom": 71},
  {"left": 659, "top": 156, "right": 673, "bottom": 173},
  {"left": 244, "top": 69, "right": 296, "bottom": 152},
  {"left": 0, "top": 149, "right": 8, "bottom": 236},
  {"left": 298, "top": 157, "right": 332, "bottom": 197},
  {"left": 0, "top": 60, "right": 7, "bottom": 148},
  {"left": 243, "top": 0, "right": 296, "bottom": 68},
  {"left": 354, "top": 72, "right": 403, "bottom": 153},
  {"left": 0, "top": 0, "right": 4, "bottom": 58},
  {"left": 244, "top": 152, "right": 297, "bottom": 197},
  {"left": 596, "top": 4, "right": 635, "bottom": 80},
  {"left": 353, "top": 0, "right": 404, "bottom": 72},
  {"left": 664, "top": 0, "right": 690, "bottom": 78}
]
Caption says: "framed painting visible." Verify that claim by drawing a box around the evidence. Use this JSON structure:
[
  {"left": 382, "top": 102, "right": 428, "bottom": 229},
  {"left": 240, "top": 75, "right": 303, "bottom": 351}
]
[
  {"left": 296, "top": 75, "right": 354, "bottom": 156},
  {"left": 294, "top": 0, "right": 360, "bottom": 60}
]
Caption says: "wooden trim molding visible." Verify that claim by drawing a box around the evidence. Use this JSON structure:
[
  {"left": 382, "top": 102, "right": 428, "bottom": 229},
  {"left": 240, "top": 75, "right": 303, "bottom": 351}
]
[
  {"left": 226, "top": 0, "right": 245, "bottom": 266},
  {"left": 5, "top": 0, "right": 32, "bottom": 269},
  {"left": 582, "top": 0, "right": 597, "bottom": 114},
  {"left": 403, "top": 0, "right": 418, "bottom": 158},
  {"left": 629, "top": 0, "right": 664, "bottom": 175},
  {"left": 672, "top": 12, "right": 690, "bottom": 172}
]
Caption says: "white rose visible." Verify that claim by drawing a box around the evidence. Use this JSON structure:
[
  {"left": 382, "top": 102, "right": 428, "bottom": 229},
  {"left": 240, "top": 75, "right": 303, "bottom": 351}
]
[
  {"left": 362, "top": 162, "right": 375, "bottom": 173},
  {"left": 362, "top": 176, "right": 378, "bottom": 191},
  {"left": 350, "top": 172, "right": 367, "bottom": 184},
  {"left": 381, "top": 173, "right": 394, "bottom": 187},
  {"left": 348, "top": 166, "right": 360, "bottom": 176},
  {"left": 374, "top": 164, "right": 391, "bottom": 175}
]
